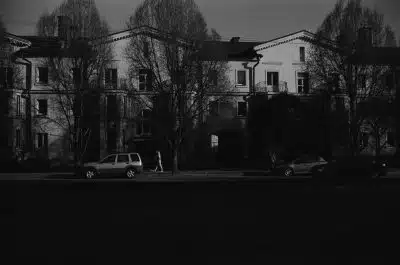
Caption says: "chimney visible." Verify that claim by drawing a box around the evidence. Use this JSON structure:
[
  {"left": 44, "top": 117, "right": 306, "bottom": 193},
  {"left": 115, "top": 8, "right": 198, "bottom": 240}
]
[
  {"left": 230, "top": 37, "right": 240, "bottom": 44},
  {"left": 57, "top": 16, "right": 68, "bottom": 39},
  {"left": 357, "top": 25, "right": 373, "bottom": 49}
]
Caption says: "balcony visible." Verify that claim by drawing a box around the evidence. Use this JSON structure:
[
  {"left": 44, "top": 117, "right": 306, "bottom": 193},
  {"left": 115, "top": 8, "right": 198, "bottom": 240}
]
[{"left": 254, "top": 81, "right": 288, "bottom": 93}]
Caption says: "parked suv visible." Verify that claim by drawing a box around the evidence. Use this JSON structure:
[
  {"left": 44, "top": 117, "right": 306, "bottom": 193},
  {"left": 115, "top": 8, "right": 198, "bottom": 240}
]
[
  {"left": 273, "top": 154, "right": 327, "bottom": 177},
  {"left": 82, "top": 153, "right": 143, "bottom": 179}
]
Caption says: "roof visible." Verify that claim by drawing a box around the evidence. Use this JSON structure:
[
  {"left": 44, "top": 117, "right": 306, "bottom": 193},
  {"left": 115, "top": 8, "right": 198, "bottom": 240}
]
[
  {"left": 17, "top": 36, "right": 61, "bottom": 49},
  {"left": 3, "top": 32, "right": 32, "bottom": 47},
  {"left": 194, "top": 40, "right": 262, "bottom": 61},
  {"left": 254, "top": 29, "right": 337, "bottom": 52}
]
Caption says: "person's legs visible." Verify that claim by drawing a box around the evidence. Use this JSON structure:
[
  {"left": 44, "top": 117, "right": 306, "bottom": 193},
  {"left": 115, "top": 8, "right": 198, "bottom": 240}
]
[{"left": 158, "top": 161, "right": 163, "bottom": 172}]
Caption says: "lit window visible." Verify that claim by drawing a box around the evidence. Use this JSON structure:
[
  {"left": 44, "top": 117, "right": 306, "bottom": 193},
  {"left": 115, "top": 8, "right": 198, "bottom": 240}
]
[{"left": 211, "top": 134, "right": 218, "bottom": 152}]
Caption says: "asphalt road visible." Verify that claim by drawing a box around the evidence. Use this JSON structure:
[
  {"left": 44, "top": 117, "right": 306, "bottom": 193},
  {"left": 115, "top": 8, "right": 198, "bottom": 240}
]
[{"left": 10, "top": 175, "right": 400, "bottom": 263}]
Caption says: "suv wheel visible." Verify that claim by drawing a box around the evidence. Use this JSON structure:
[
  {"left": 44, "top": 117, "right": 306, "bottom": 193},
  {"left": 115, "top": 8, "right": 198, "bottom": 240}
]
[
  {"left": 126, "top": 168, "right": 136, "bottom": 179},
  {"left": 85, "top": 169, "right": 96, "bottom": 179},
  {"left": 284, "top": 168, "right": 294, "bottom": 177}
]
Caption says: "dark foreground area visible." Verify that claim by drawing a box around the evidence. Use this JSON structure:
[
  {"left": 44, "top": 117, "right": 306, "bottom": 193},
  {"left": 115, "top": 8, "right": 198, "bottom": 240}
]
[{"left": 9, "top": 179, "right": 400, "bottom": 264}]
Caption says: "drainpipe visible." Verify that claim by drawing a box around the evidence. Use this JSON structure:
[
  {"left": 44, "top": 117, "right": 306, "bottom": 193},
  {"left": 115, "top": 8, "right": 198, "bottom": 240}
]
[
  {"left": 12, "top": 56, "right": 33, "bottom": 155},
  {"left": 242, "top": 52, "right": 262, "bottom": 162}
]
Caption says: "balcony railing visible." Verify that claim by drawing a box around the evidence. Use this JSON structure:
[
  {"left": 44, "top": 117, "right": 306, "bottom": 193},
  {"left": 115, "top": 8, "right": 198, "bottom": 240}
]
[{"left": 254, "top": 81, "right": 288, "bottom": 93}]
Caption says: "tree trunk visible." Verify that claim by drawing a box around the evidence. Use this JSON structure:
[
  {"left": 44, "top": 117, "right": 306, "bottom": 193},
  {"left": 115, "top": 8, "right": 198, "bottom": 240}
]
[{"left": 171, "top": 141, "right": 179, "bottom": 175}]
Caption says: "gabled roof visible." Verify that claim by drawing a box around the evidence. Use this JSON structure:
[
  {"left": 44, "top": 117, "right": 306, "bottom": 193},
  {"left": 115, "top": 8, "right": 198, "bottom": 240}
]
[
  {"left": 4, "top": 32, "right": 32, "bottom": 47},
  {"left": 194, "top": 40, "right": 262, "bottom": 61},
  {"left": 90, "top": 25, "right": 191, "bottom": 47},
  {"left": 254, "top": 29, "right": 338, "bottom": 52},
  {"left": 254, "top": 30, "right": 317, "bottom": 51}
]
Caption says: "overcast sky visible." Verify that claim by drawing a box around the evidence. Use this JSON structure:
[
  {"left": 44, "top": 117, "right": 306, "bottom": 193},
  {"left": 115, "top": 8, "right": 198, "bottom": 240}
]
[{"left": 1, "top": 0, "right": 399, "bottom": 41}]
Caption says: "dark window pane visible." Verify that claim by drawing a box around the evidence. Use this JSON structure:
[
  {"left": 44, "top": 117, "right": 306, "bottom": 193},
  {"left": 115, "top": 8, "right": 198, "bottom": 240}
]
[
  {"left": 237, "top": 70, "right": 246, "bottom": 85},
  {"left": 130, "top": 153, "right": 140, "bottom": 162},
  {"left": 300, "top": 47, "right": 305, "bottom": 62},
  {"left": 210, "top": 101, "right": 219, "bottom": 115},
  {"left": 237, "top": 101, "right": 247, "bottom": 116},
  {"left": 143, "top": 120, "right": 151, "bottom": 134},
  {"left": 102, "top": 155, "right": 116, "bottom": 163},
  {"left": 117, "top": 154, "right": 129, "bottom": 163},
  {"left": 112, "top": 69, "right": 118, "bottom": 84},
  {"left": 142, "top": 109, "right": 151, "bottom": 119},
  {"left": 38, "top": 99, "right": 48, "bottom": 115},
  {"left": 73, "top": 68, "right": 81, "bottom": 85},
  {"left": 6, "top": 67, "right": 13, "bottom": 85},
  {"left": 105, "top": 69, "right": 111, "bottom": 84},
  {"left": 39, "top": 67, "right": 48, "bottom": 83},
  {"left": 208, "top": 70, "right": 218, "bottom": 86}
]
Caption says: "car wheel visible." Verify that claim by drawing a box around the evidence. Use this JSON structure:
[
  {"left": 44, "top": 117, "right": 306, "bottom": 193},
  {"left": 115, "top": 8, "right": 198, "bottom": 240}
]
[
  {"left": 126, "top": 168, "right": 136, "bottom": 179},
  {"left": 85, "top": 168, "right": 96, "bottom": 179},
  {"left": 284, "top": 168, "right": 294, "bottom": 177}
]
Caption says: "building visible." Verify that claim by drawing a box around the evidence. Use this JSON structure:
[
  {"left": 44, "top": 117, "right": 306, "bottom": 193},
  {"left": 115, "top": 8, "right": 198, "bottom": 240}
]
[{"left": 0, "top": 33, "right": 31, "bottom": 161}]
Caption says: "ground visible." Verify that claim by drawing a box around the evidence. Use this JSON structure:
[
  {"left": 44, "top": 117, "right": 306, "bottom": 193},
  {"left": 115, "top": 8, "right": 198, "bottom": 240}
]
[{"left": 9, "top": 172, "right": 400, "bottom": 263}]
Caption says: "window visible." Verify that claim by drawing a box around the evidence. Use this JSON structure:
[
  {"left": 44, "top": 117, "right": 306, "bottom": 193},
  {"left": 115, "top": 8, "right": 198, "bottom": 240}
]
[
  {"left": 137, "top": 109, "right": 152, "bottom": 136},
  {"left": 38, "top": 67, "right": 48, "bottom": 84},
  {"left": 299, "top": 47, "right": 305, "bottom": 62},
  {"left": 335, "top": 96, "right": 345, "bottom": 111},
  {"left": 208, "top": 70, "right": 218, "bottom": 86},
  {"left": 237, "top": 101, "right": 247, "bottom": 116},
  {"left": 105, "top": 68, "right": 118, "bottom": 85},
  {"left": 72, "top": 68, "right": 81, "bottom": 85},
  {"left": 117, "top": 154, "right": 130, "bottom": 163},
  {"left": 331, "top": 73, "right": 340, "bottom": 93},
  {"left": 101, "top": 155, "right": 116, "bottom": 163},
  {"left": 267, "top": 71, "right": 279, "bottom": 88},
  {"left": 297, "top": 72, "right": 309, "bottom": 94},
  {"left": 143, "top": 41, "right": 149, "bottom": 58},
  {"left": 17, "top": 95, "right": 21, "bottom": 116},
  {"left": 210, "top": 101, "right": 219, "bottom": 116},
  {"left": 0, "top": 67, "right": 13, "bottom": 87},
  {"left": 37, "top": 99, "right": 48, "bottom": 116},
  {"left": 236, "top": 70, "right": 246, "bottom": 86},
  {"left": 37, "top": 133, "right": 48, "bottom": 149},
  {"left": 360, "top": 132, "right": 369, "bottom": 148},
  {"left": 16, "top": 128, "right": 21, "bottom": 148},
  {"left": 387, "top": 131, "right": 395, "bottom": 146},
  {"left": 358, "top": 74, "right": 367, "bottom": 88},
  {"left": 139, "top": 69, "right": 152, "bottom": 91},
  {"left": 211, "top": 134, "right": 218, "bottom": 152},
  {"left": 130, "top": 153, "right": 140, "bottom": 162}
]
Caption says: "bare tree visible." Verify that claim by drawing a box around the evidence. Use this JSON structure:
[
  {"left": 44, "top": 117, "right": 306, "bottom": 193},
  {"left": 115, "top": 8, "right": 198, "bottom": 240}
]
[
  {"left": 306, "top": 0, "right": 397, "bottom": 156},
  {"left": 36, "top": 0, "right": 112, "bottom": 171},
  {"left": 125, "top": 0, "right": 233, "bottom": 174}
]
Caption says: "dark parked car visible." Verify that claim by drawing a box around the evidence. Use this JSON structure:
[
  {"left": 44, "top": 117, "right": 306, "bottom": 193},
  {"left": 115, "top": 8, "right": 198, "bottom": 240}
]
[
  {"left": 312, "top": 156, "right": 387, "bottom": 184},
  {"left": 272, "top": 154, "right": 328, "bottom": 177}
]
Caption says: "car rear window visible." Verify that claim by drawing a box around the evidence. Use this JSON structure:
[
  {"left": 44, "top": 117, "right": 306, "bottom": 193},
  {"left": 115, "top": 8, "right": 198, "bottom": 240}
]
[
  {"left": 130, "top": 153, "right": 140, "bottom": 162},
  {"left": 117, "top": 154, "right": 129, "bottom": 163}
]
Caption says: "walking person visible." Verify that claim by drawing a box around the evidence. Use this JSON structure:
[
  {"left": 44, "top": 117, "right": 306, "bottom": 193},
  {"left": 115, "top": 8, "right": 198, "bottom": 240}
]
[{"left": 154, "top": 150, "right": 163, "bottom": 172}]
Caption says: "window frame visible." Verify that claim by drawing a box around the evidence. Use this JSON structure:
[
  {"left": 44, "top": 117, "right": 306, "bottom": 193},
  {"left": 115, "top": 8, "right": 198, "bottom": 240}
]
[
  {"left": 267, "top": 71, "right": 279, "bottom": 87},
  {"left": 138, "top": 69, "right": 152, "bottom": 91},
  {"left": 38, "top": 67, "right": 49, "bottom": 84},
  {"left": 299, "top": 46, "right": 305, "bottom": 62},
  {"left": 297, "top": 72, "right": 310, "bottom": 94},
  {"left": 117, "top": 154, "right": 130, "bottom": 163},
  {"left": 237, "top": 101, "right": 247, "bottom": 117},
  {"left": 37, "top": 99, "right": 48, "bottom": 116},
  {"left": 236, "top": 70, "right": 247, "bottom": 86},
  {"left": 37, "top": 132, "right": 48, "bottom": 149},
  {"left": 101, "top": 155, "right": 117, "bottom": 164}
]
